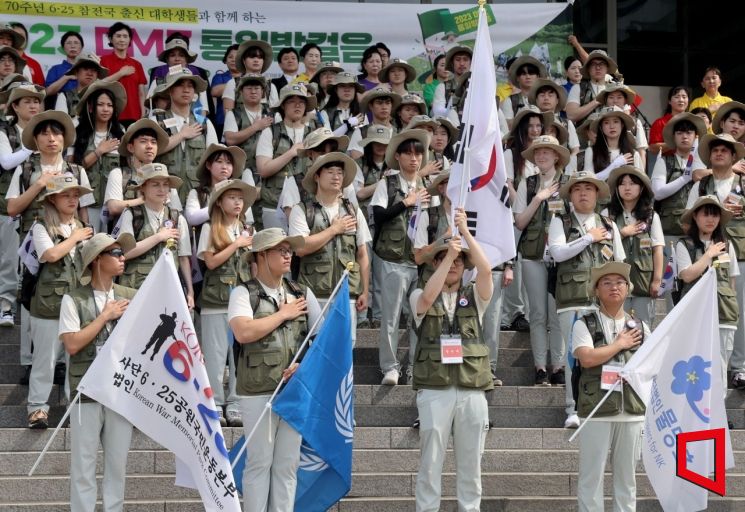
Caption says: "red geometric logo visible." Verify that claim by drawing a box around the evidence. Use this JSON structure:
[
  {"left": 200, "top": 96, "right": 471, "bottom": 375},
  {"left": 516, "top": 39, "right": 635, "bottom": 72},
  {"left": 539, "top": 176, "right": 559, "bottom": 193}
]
[{"left": 676, "top": 428, "right": 726, "bottom": 496}]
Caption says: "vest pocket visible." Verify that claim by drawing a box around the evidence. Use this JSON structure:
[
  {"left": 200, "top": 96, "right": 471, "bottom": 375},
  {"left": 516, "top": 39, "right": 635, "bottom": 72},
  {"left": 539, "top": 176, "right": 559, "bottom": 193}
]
[
  {"left": 578, "top": 373, "right": 621, "bottom": 417},
  {"left": 457, "top": 343, "right": 490, "bottom": 388},
  {"left": 555, "top": 272, "right": 589, "bottom": 306},
  {"left": 518, "top": 227, "right": 545, "bottom": 261},
  {"left": 717, "top": 285, "right": 740, "bottom": 325},
  {"left": 32, "top": 284, "right": 67, "bottom": 318},
  {"left": 243, "top": 350, "right": 284, "bottom": 394},
  {"left": 412, "top": 344, "right": 450, "bottom": 387},
  {"left": 455, "top": 307, "right": 479, "bottom": 339},
  {"left": 299, "top": 262, "right": 333, "bottom": 294},
  {"left": 726, "top": 229, "right": 745, "bottom": 260}
]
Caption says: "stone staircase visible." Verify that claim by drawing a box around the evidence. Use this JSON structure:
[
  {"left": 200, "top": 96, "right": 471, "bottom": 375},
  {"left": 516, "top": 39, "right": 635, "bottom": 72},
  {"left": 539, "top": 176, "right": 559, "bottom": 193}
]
[{"left": 0, "top": 325, "right": 744, "bottom": 510}]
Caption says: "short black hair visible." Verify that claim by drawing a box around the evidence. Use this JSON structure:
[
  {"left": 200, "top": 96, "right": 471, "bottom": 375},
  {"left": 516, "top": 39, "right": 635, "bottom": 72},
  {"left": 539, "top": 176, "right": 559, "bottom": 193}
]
[
  {"left": 33, "top": 119, "right": 65, "bottom": 138},
  {"left": 721, "top": 108, "right": 745, "bottom": 123},
  {"left": 222, "top": 44, "right": 239, "bottom": 64},
  {"left": 131, "top": 127, "right": 159, "bottom": 141},
  {"left": 60, "top": 31, "right": 84, "bottom": 48},
  {"left": 709, "top": 140, "right": 736, "bottom": 155},
  {"left": 299, "top": 43, "right": 321, "bottom": 59},
  {"left": 8, "top": 22, "right": 27, "bottom": 39},
  {"left": 107, "top": 22, "right": 132, "bottom": 41},
  {"left": 432, "top": 54, "right": 445, "bottom": 70},
  {"left": 672, "top": 120, "right": 698, "bottom": 133},
  {"left": 374, "top": 42, "right": 391, "bottom": 57},
  {"left": 395, "top": 139, "right": 426, "bottom": 155},
  {"left": 564, "top": 55, "right": 580, "bottom": 71},
  {"left": 278, "top": 47, "right": 299, "bottom": 61},
  {"left": 690, "top": 107, "right": 713, "bottom": 123}
]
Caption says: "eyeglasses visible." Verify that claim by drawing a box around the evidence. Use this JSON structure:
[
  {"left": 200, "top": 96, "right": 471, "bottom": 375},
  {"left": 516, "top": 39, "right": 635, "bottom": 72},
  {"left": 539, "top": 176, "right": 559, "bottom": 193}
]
[
  {"left": 269, "top": 247, "right": 293, "bottom": 257},
  {"left": 101, "top": 248, "right": 125, "bottom": 258},
  {"left": 598, "top": 279, "right": 628, "bottom": 289}
]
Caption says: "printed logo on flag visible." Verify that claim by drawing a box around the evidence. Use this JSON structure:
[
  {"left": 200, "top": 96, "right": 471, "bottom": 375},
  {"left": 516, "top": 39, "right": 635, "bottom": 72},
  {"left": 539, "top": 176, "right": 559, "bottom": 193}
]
[{"left": 671, "top": 356, "right": 712, "bottom": 424}]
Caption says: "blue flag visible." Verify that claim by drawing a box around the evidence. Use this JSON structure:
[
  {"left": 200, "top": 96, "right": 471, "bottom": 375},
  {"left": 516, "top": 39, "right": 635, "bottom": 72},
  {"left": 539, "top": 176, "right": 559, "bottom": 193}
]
[{"left": 273, "top": 276, "right": 354, "bottom": 511}]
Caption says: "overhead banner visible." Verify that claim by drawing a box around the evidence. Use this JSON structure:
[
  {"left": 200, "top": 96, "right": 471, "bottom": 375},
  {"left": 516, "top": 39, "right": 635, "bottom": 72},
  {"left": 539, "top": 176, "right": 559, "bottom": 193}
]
[{"left": 5, "top": 0, "right": 572, "bottom": 91}]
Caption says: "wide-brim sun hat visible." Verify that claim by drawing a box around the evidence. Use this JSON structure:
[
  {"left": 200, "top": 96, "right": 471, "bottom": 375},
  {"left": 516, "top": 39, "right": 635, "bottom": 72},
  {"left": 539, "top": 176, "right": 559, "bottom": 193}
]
[
  {"left": 311, "top": 61, "right": 344, "bottom": 81},
  {"left": 607, "top": 165, "right": 653, "bottom": 196},
  {"left": 422, "top": 235, "right": 474, "bottom": 270},
  {"left": 589, "top": 261, "right": 632, "bottom": 297},
  {"left": 236, "top": 74, "right": 267, "bottom": 91},
  {"left": 159, "top": 66, "right": 208, "bottom": 95},
  {"left": 581, "top": 50, "right": 618, "bottom": 79},
  {"left": 521, "top": 135, "right": 571, "bottom": 169},
  {"left": 589, "top": 106, "right": 635, "bottom": 134},
  {"left": 273, "top": 83, "right": 317, "bottom": 113},
  {"left": 508, "top": 55, "right": 547, "bottom": 85},
  {"left": 713, "top": 101, "right": 745, "bottom": 136},
  {"left": 196, "top": 144, "right": 246, "bottom": 182},
  {"left": 297, "top": 127, "right": 349, "bottom": 157},
  {"left": 302, "top": 151, "right": 357, "bottom": 194},
  {"left": 445, "top": 45, "right": 472, "bottom": 72},
  {"left": 594, "top": 83, "right": 636, "bottom": 107},
  {"left": 0, "top": 45, "right": 25, "bottom": 73},
  {"left": 157, "top": 38, "right": 197, "bottom": 64},
  {"left": 385, "top": 128, "right": 431, "bottom": 169},
  {"left": 22, "top": 110, "right": 76, "bottom": 150},
  {"left": 118, "top": 119, "right": 169, "bottom": 157},
  {"left": 559, "top": 170, "right": 610, "bottom": 200},
  {"left": 528, "top": 78, "right": 568, "bottom": 112},
  {"left": 133, "top": 163, "right": 183, "bottom": 190},
  {"left": 681, "top": 195, "right": 734, "bottom": 228},
  {"left": 329, "top": 72, "right": 365, "bottom": 94},
  {"left": 426, "top": 171, "right": 450, "bottom": 196},
  {"left": 65, "top": 53, "right": 108, "bottom": 79},
  {"left": 39, "top": 174, "right": 93, "bottom": 202},
  {"left": 207, "top": 179, "right": 258, "bottom": 216},
  {"left": 0, "top": 25, "right": 24, "bottom": 50},
  {"left": 359, "top": 87, "right": 402, "bottom": 114},
  {"left": 380, "top": 58, "right": 416, "bottom": 84},
  {"left": 75, "top": 79, "right": 127, "bottom": 117},
  {"left": 698, "top": 133, "right": 745, "bottom": 166},
  {"left": 505, "top": 106, "right": 553, "bottom": 142},
  {"left": 5, "top": 82, "right": 45, "bottom": 106},
  {"left": 251, "top": 227, "right": 304, "bottom": 253},
  {"left": 662, "top": 112, "right": 707, "bottom": 151},
  {"left": 81, "top": 233, "right": 136, "bottom": 269},
  {"left": 433, "top": 116, "right": 460, "bottom": 144},
  {"left": 406, "top": 114, "right": 438, "bottom": 132},
  {"left": 236, "top": 40, "right": 273, "bottom": 74},
  {"left": 359, "top": 125, "right": 393, "bottom": 148},
  {"left": 548, "top": 120, "right": 569, "bottom": 146},
  {"left": 398, "top": 93, "right": 427, "bottom": 115}
]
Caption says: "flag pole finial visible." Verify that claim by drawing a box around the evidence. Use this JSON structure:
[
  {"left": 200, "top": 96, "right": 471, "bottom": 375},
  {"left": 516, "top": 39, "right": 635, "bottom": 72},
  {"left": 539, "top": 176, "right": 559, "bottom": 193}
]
[{"left": 478, "top": 0, "right": 486, "bottom": 7}]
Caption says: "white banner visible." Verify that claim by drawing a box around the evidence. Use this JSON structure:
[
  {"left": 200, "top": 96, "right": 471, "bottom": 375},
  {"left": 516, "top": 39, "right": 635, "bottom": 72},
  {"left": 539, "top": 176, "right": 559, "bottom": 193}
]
[
  {"left": 622, "top": 269, "right": 734, "bottom": 511},
  {"left": 5, "top": 0, "right": 572, "bottom": 91},
  {"left": 78, "top": 250, "right": 241, "bottom": 512},
  {"left": 446, "top": 6, "right": 516, "bottom": 267}
]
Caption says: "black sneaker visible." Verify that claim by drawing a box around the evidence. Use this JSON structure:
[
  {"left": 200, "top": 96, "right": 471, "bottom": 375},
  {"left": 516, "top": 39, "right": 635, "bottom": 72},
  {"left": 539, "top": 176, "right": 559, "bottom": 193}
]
[
  {"left": 511, "top": 314, "right": 530, "bottom": 332},
  {"left": 19, "top": 365, "right": 30, "bottom": 386},
  {"left": 550, "top": 368, "right": 566, "bottom": 386},
  {"left": 731, "top": 372, "right": 745, "bottom": 390},
  {"left": 535, "top": 369, "right": 550, "bottom": 386},
  {"left": 412, "top": 417, "right": 420, "bottom": 429}
]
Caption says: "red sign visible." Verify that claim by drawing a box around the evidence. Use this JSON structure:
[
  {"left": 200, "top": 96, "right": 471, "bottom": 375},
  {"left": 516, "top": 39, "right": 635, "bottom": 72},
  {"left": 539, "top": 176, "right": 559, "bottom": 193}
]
[{"left": 676, "top": 428, "right": 726, "bottom": 496}]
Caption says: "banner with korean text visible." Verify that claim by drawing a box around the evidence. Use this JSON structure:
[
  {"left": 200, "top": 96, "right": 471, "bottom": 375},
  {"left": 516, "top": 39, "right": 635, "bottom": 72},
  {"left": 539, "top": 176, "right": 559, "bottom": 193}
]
[
  {"left": 77, "top": 250, "right": 241, "bottom": 512},
  {"left": 4, "top": 0, "right": 572, "bottom": 92}
]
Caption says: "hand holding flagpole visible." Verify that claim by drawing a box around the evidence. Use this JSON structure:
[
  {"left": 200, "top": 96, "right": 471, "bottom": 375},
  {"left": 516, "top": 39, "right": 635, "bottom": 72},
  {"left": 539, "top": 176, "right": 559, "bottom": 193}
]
[{"left": 230, "top": 266, "right": 353, "bottom": 469}]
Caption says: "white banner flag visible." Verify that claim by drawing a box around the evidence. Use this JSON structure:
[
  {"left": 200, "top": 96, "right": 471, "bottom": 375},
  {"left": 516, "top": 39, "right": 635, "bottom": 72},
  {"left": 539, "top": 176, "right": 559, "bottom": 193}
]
[
  {"left": 447, "top": 6, "right": 516, "bottom": 267},
  {"left": 621, "top": 269, "right": 734, "bottom": 511},
  {"left": 77, "top": 251, "right": 241, "bottom": 512}
]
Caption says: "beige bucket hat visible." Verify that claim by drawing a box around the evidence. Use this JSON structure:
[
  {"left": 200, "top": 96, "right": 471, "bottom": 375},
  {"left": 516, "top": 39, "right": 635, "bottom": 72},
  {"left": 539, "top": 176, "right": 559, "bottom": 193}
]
[
  {"left": 196, "top": 144, "right": 247, "bottom": 181},
  {"left": 528, "top": 78, "right": 568, "bottom": 112},
  {"left": 508, "top": 55, "right": 547, "bottom": 85},
  {"left": 698, "top": 133, "right": 745, "bottom": 166},
  {"left": 713, "top": 101, "right": 745, "bottom": 136},
  {"left": 297, "top": 127, "right": 349, "bottom": 157},
  {"left": 158, "top": 38, "right": 197, "bottom": 64},
  {"left": 81, "top": 233, "right": 136, "bottom": 270},
  {"left": 207, "top": 179, "right": 258, "bottom": 215},
  {"left": 66, "top": 53, "right": 108, "bottom": 78},
  {"left": 422, "top": 235, "right": 474, "bottom": 269},
  {"left": 133, "top": 163, "right": 183, "bottom": 190},
  {"left": 39, "top": 174, "right": 93, "bottom": 202},
  {"left": 589, "top": 262, "right": 632, "bottom": 297},
  {"left": 581, "top": 50, "right": 618, "bottom": 79},
  {"left": 662, "top": 112, "right": 707, "bottom": 151},
  {"left": 681, "top": 195, "right": 734, "bottom": 227},
  {"left": 380, "top": 58, "right": 416, "bottom": 83},
  {"left": 385, "top": 129, "right": 431, "bottom": 169},
  {"left": 251, "top": 227, "right": 304, "bottom": 253},
  {"left": 559, "top": 170, "right": 610, "bottom": 200},
  {"left": 159, "top": 66, "right": 207, "bottom": 94},
  {"left": 302, "top": 152, "right": 357, "bottom": 194},
  {"left": 236, "top": 40, "right": 273, "bottom": 74},
  {"left": 22, "top": 110, "right": 76, "bottom": 150},
  {"left": 589, "top": 106, "right": 635, "bottom": 134},
  {"left": 521, "top": 135, "right": 571, "bottom": 169},
  {"left": 359, "top": 87, "right": 402, "bottom": 113},
  {"left": 273, "top": 83, "right": 317, "bottom": 113},
  {"left": 607, "top": 165, "right": 653, "bottom": 195},
  {"left": 118, "top": 119, "right": 169, "bottom": 157},
  {"left": 359, "top": 125, "right": 394, "bottom": 148},
  {"left": 329, "top": 71, "right": 365, "bottom": 94},
  {"left": 444, "top": 46, "right": 472, "bottom": 72},
  {"left": 76, "top": 79, "right": 127, "bottom": 116}
]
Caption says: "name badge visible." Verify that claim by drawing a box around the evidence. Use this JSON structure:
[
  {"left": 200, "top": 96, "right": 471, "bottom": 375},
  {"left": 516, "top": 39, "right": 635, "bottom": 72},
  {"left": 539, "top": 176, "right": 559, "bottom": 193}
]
[
  {"left": 639, "top": 238, "right": 652, "bottom": 250},
  {"left": 547, "top": 199, "right": 564, "bottom": 213},
  {"left": 601, "top": 364, "right": 623, "bottom": 391},
  {"left": 718, "top": 253, "right": 731, "bottom": 265},
  {"left": 441, "top": 335, "right": 463, "bottom": 364},
  {"left": 163, "top": 117, "right": 178, "bottom": 129},
  {"left": 601, "top": 245, "right": 613, "bottom": 261}
]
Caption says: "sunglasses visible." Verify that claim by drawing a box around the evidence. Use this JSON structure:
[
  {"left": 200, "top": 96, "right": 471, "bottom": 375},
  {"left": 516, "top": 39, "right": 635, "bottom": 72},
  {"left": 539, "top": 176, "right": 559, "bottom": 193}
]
[{"left": 101, "top": 248, "right": 125, "bottom": 258}]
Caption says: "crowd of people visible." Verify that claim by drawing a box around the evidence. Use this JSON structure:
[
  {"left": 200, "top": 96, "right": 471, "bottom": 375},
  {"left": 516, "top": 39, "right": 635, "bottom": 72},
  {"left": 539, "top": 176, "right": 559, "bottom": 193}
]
[{"left": 1, "top": 19, "right": 743, "bottom": 511}]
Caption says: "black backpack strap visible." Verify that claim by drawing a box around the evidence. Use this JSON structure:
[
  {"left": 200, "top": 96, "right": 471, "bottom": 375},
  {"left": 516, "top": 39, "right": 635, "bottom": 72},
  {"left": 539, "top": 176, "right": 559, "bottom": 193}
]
[
  {"left": 385, "top": 173, "right": 400, "bottom": 208},
  {"left": 427, "top": 204, "right": 440, "bottom": 244},
  {"left": 284, "top": 278, "right": 305, "bottom": 299},
  {"left": 242, "top": 279, "right": 262, "bottom": 314},
  {"left": 131, "top": 204, "right": 145, "bottom": 239},
  {"left": 302, "top": 199, "right": 316, "bottom": 230},
  {"left": 698, "top": 175, "right": 711, "bottom": 197},
  {"left": 525, "top": 174, "right": 539, "bottom": 204},
  {"left": 582, "top": 312, "right": 605, "bottom": 346}
]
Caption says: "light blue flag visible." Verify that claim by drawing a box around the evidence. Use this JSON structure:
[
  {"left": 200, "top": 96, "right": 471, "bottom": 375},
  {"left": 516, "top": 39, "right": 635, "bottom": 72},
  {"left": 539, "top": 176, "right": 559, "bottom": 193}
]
[
  {"left": 193, "top": 99, "right": 206, "bottom": 125},
  {"left": 273, "top": 276, "right": 354, "bottom": 511}
]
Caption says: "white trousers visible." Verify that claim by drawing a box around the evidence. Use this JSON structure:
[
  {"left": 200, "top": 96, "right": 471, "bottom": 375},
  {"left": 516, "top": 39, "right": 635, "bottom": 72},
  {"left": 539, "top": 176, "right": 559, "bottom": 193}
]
[
  {"left": 20, "top": 305, "right": 31, "bottom": 365},
  {"left": 720, "top": 328, "right": 736, "bottom": 399},
  {"left": 27, "top": 316, "right": 64, "bottom": 414},
  {"left": 70, "top": 401, "right": 133, "bottom": 512},
  {"left": 0, "top": 215, "right": 18, "bottom": 308},
  {"left": 523, "top": 260, "right": 563, "bottom": 367},
  {"left": 201, "top": 313, "right": 239, "bottom": 412},
  {"left": 577, "top": 420, "right": 643, "bottom": 512},
  {"left": 240, "top": 395, "right": 302, "bottom": 512},
  {"left": 374, "top": 255, "right": 418, "bottom": 373},
  {"left": 560, "top": 308, "right": 595, "bottom": 416},
  {"left": 415, "top": 387, "right": 489, "bottom": 512},
  {"left": 728, "top": 261, "right": 745, "bottom": 372},
  {"left": 481, "top": 270, "right": 505, "bottom": 370}
]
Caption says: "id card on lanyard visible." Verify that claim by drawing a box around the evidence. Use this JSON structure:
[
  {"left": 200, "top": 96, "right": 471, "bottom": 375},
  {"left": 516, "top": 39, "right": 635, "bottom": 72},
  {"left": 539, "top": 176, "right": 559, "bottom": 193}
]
[{"left": 441, "top": 335, "right": 463, "bottom": 364}]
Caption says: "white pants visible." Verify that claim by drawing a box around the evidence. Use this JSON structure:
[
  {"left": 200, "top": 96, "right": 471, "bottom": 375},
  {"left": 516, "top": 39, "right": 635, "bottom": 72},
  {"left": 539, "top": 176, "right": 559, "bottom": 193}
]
[
  {"left": 70, "top": 401, "right": 133, "bottom": 512},
  {"left": 560, "top": 308, "right": 595, "bottom": 416},
  {"left": 201, "top": 313, "right": 239, "bottom": 412},
  {"left": 481, "top": 270, "right": 505, "bottom": 371},
  {"left": 728, "top": 261, "right": 745, "bottom": 372},
  {"left": 624, "top": 296, "right": 654, "bottom": 329},
  {"left": 27, "top": 316, "right": 64, "bottom": 414},
  {"left": 0, "top": 214, "right": 18, "bottom": 310},
  {"left": 720, "top": 328, "right": 736, "bottom": 399},
  {"left": 578, "top": 420, "right": 643, "bottom": 512},
  {"left": 501, "top": 253, "right": 528, "bottom": 324},
  {"left": 374, "top": 254, "right": 418, "bottom": 373},
  {"left": 20, "top": 305, "right": 31, "bottom": 365},
  {"left": 415, "top": 387, "right": 489, "bottom": 512},
  {"left": 523, "top": 260, "right": 563, "bottom": 367},
  {"left": 240, "top": 395, "right": 302, "bottom": 512}
]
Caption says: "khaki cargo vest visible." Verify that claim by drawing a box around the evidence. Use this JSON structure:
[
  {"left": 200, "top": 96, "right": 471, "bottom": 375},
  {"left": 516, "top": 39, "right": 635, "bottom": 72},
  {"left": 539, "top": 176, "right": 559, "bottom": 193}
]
[
  {"left": 616, "top": 211, "right": 654, "bottom": 297},
  {"left": 155, "top": 110, "right": 206, "bottom": 204},
  {"left": 67, "top": 283, "right": 137, "bottom": 400},
  {"left": 657, "top": 155, "right": 692, "bottom": 236},
  {"left": 577, "top": 312, "right": 646, "bottom": 417},
  {"left": 412, "top": 284, "right": 493, "bottom": 391},
  {"left": 30, "top": 220, "right": 84, "bottom": 319},
  {"left": 518, "top": 173, "right": 565, "bottom": 261},
  {"left": 236, "top": 278, "right": 309, "bottom": 395},
  {"left": 259, "top": 122, "right": 312, "bottom": 211},
  {"left": 374, "top": 174, "right": 420, "bottom": 265},
  {"left": 0, "top": 121, "right": 21, "bottom": 215},
  {"left": 555, "top": 212, "right": 615, "bottom": 309},
  {"left": 84, "top": 136, "right": 121, "bottom": 207},
  {"left": 297, "top": 199, "right": 362, "bottom": 298},
  {"left": 699, "top": 174, "right": 745, "bottom": 260},
  {"left": 199, "top": 227, "right": 252, "bottom": 309}
]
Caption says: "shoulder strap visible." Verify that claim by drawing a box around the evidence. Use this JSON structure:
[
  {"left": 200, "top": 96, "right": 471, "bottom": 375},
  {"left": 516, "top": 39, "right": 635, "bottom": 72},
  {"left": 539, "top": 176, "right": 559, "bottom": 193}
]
[
  {"left": 582, "top": 312, "right": 605, "bottom": 345},
  {"left": 131, "top": 204, "right": 146, "bottom": 239},
  {"left": 243, "top": 279, "right": 262, "bottom": 313},
  {"left": 284, "top": 277, "right": 305, "bottom": 298},
  {"left": 385, "top": 174, "right": 399, "bottom": 208},
  {"left": 21, "top": 158, "right": 35, "bottom": 193},
  {"left": 525, "top": 175, "right": 539, "bottom": 204},
  {"left": 301, "top": 199, "right": 316, "bottom": 230},
  {"left": 271, "top": 123, "right": 284, "bottom": 154},
  {"left": 427, "top": 204, "right": 440, "bottom": 243},
  {"left": 698, "top": 175, "right": 711, "bottom": 197}
]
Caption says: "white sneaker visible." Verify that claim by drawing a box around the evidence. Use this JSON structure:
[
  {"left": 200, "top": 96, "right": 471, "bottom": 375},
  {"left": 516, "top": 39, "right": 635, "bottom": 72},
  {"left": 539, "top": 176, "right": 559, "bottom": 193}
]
[
  {"left": 0, "top": 310, "right": 13, "bottom": 327},
  {"left": 381, "top": 369, "right": 399, "bottom": 386},
  {"left": 564, "top": 413, "right": 580, "bottom": 429}
]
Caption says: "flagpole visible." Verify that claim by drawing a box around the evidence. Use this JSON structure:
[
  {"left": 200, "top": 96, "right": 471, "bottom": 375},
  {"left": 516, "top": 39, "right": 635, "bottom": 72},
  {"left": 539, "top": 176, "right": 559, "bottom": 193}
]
[
  {"left": 28, "top": 392, "right": 82, "bottom": 476},
  {"left": 230, "top": 267, "right": 352, "bottom": 469},
  {"left": 568, "top": 379, "right": 621, "bottom": 443}
]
